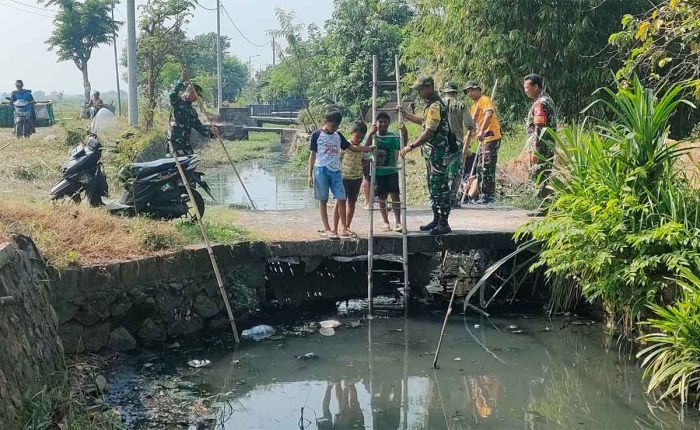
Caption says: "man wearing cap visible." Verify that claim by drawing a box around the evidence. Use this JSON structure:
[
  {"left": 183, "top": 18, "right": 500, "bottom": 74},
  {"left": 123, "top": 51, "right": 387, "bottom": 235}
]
[
  {"left": 399, "top": 76, "right": 453, "bottom": 235},
  {"left": 441, "top": 81, "right": 475, "bottom": 207},
  {"left": 168, "top": 70, "right": 217, "bottom": 156},
  {"left": 464, "top": 81, "right": 502, "bottom": 204}
]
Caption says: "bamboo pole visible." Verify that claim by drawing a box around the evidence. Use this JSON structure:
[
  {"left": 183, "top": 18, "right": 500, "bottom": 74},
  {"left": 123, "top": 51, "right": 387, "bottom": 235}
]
[
  {"left": 367, "top": 55, "right": 378, "bottom": 317},
  {"left": 167, "top": 139, "right": 240, "bottom": 344},
  {"left": 395, "top": 55, "right": 410, "bottom": 317},
  {"left": 432, "top": 278, "right": 459, "bottom": 368},
  {"left": 194, "top": 96, "right": 257, "bottom": 210}
]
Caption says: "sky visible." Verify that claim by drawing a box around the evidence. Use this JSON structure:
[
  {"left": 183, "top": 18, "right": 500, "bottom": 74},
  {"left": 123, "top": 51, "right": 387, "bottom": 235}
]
[{"left": 0, "top": 0, "right": 334, "bottom": 95}]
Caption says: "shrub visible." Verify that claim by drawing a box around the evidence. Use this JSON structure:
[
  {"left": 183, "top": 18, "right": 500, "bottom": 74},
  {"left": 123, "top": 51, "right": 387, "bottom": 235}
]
[
  {"left": 638, "top": 268, "right": 700, "bottom": 405},
  {"left": 517, "top": 77, "right": 700, "bottom": 328}
]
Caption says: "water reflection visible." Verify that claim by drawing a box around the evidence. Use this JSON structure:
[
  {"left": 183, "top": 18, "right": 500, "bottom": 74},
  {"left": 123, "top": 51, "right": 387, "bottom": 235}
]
[
  {"left": 205, "top": 159, "right": 316, "bottom": 210},
  {"left": 201, "top": 316, "right": 700, "bottom": 430}
]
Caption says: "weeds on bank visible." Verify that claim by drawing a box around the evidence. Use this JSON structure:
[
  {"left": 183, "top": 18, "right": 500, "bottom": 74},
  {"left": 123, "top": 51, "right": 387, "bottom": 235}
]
[
  {"left": 199, "top": 132, "right": 281, "bottom": 168},
  {"left": 0, "top": 200, "right": 184, "bottom": 268},
  {"left": 20, "top": 365, "right": 124, "bottom": 430}
]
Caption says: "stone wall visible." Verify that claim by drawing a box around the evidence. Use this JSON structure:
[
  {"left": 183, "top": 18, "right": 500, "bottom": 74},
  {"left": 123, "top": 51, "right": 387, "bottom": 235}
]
[
  {"left": 50, "top": 243, "right": 267, "bottom": 353},
  {"left": 0, "top": 236, "right": 64, "bottom": 427}
]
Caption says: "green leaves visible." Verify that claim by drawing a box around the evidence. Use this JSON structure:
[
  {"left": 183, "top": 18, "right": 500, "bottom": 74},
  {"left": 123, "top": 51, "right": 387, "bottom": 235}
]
[{"left": 518, "top": 79, "right": 700, "bottom": 336}]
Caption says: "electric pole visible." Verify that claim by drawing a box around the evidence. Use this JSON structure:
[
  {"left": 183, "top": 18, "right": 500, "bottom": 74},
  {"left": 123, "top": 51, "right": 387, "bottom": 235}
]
[
  {"left": 111, "top": 5, "right": 122, "bottom": 116},
  {"left": 216, "top": 0, "right": 223, "bottom": 109},
  {"left": 272, "top": 36, "right": 276, "bottom": 67},
  {"left": 126, "top": 0, "right": 138, "bottom": 126}
]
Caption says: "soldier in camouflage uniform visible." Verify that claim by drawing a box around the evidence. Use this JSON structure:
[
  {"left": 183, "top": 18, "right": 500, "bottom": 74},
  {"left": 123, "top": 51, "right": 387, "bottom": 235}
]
[
  {"left": 441, "top": 81, "right": 475, "bottom": 207},
  {"left": 523, "top": 73, "right": 557, "bottom": 198},
  {"left": 168, "top": 71, "right": 216, "bottom": 156},
  {"left": 400, "top": 76, "right": 453, "bottom": 235}
]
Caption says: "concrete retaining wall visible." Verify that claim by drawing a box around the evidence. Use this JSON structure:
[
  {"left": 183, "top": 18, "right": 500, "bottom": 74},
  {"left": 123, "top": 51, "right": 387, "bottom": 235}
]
[
  {"left": 50, "top": 243, "right": 267, "bottom": 353},
  {"left": 0, "top": 237, "right": 63, "bottom": 427}
]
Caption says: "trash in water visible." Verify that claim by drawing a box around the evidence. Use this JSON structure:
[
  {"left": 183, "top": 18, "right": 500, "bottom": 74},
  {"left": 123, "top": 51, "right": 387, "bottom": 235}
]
[
  {"left": 320, "top": 320, "right": 341, "bottom": 329},
  {"left": 347, "top": 320, "right": 363, "bottom": 328},
  {"left": 511, "top": 330, "right": 524, "bottom": 334},
  {"left": 242, "top": 325, "right": 276, "bottom": 341},
  {"left": 454, "top": 357, "right": 462, "bottom": 361},
  {"left": 319, "top": 327, "right": 335, "bottom": 336},
  {"left": 507, "top": 325, "right": 519, "bottom": 330},
  {"left": 187, "top": 359, "right": 211, "bottom": 368},
  {"left": 474, "top": 324, "right": 481, "bottom": 328},
  {"left": 296, "top": 353, "right": 317, "bottom": 360}
]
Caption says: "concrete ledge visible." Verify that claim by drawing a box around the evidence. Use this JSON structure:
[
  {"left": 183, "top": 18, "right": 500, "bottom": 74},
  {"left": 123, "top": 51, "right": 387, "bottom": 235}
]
[{"left": 264, "top": 231, "right": 516, "bottom": 258}]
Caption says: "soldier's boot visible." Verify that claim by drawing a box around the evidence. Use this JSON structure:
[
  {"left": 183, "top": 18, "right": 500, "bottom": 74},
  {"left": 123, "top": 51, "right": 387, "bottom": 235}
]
[
  {"left": 420, "top": 208, "right": 440, "bottom": 232},
  {"left": 430, "top": 214, "right": 452, "bottom": 235}
]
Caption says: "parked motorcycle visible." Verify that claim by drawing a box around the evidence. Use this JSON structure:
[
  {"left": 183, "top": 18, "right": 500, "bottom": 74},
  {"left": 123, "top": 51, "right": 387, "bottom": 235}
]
[
  {"left": 109, "top": 154, "right": 212, "bottom": 220},
  {"left": 49, "top": 130, "right": 108, "bottom": 207}
]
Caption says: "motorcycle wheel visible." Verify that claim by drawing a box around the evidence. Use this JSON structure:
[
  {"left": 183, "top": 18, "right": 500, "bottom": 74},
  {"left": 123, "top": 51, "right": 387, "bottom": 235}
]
[{"left": 188, "top": 189, "right": 205, "bottom": 220}]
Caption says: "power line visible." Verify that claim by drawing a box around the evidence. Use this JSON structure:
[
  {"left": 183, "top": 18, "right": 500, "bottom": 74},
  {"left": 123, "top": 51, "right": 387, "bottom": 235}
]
[
  {"left": 0, "top": 0, "right": 54, "bottom": 17},
  {"left": 220, "top": 4, "right": 268, "bottom": 48},
  {"left": 193, "top": 0, "right": 217, "bottom": 11},
  {"left": 7, "top": 0, "right": 58, "bottom": 12}
]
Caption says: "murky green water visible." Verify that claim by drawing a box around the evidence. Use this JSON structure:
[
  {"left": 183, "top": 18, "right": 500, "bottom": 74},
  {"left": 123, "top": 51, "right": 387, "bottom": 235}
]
[
  {"left": 108, "top": 313, "right": 700, "bottom": 430},
  {"left": 204, "top": 158, "right": 316, "bottom": 210}
]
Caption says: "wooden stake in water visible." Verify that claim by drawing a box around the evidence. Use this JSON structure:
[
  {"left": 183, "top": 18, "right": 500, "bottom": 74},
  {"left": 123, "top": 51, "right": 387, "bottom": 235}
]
[
  {"left": 167, "top": 139, "right": 240, "bottom": 344},
  {"left": 432, "top": 278, "right": 460, "bottom": 368}
]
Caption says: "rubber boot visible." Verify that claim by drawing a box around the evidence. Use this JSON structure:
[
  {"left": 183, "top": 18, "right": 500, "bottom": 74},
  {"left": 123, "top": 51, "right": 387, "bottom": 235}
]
[
  {"left": 420, "top": 208, "right": 440, "bottom": 232},
  {"left": 430, "top": 214, "right": 452, "bottom": 235}
]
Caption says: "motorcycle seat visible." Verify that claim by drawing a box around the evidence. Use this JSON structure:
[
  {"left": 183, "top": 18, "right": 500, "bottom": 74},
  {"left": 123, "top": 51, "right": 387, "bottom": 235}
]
[{"left": 128, "top": 156, "right": 196, "bottom": 177}]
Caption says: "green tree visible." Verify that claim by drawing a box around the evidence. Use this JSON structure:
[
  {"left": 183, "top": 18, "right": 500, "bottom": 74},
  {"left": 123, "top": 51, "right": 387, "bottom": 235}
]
[
  {"left": 403, "top": 0, "right": 646, "bottom": 122},
  {"left": 609, "top": 0, "right": 700, "bottom": 136},
  {"left": 44, "top": 0, "right": 120, "bottom": 110},
  {"left": 322, "top": 0, "right": 412, "bottom": 115},
  {"left": 135, "top": 0, "right": 194, "bottom": 128},
  {"left": 181, "top": 33, "right": 249, "bottom": 101}
]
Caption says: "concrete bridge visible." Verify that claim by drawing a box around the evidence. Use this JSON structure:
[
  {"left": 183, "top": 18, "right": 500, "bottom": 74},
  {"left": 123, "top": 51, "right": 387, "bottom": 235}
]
[{"left": 234, "top": 206, "right": 531, "bottom": 259}]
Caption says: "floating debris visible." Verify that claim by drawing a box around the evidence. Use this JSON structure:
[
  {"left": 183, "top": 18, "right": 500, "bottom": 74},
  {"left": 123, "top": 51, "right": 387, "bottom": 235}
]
[
  {"left": 242, "top": 325, "right": 276, "bottom": 341},
  {"left": 319, "top": 327, "right": 336, "bottom": 336},
  {"left": 474, "top": 324, "right": 481, "bottom": 329},
  {"left": 511, "top": 330, "right": 524, "bottom": 334},
  {"left": 296, "top": 353, "right": 317, "bottom": 360},
  {"left": 320, "top": 320, "right": 341, "bottom": 329},
  {"left": 187, "top": 359, "right": 211, "bottom": 368},
  {"left": 454, "top": 357, "right": 462, "bottom": 361},
  {"left": 507, "top": 325, "right": 519, "bottom": 330},
  {"left": 347, "top": 320, "right": 363, "bottom": 328}
]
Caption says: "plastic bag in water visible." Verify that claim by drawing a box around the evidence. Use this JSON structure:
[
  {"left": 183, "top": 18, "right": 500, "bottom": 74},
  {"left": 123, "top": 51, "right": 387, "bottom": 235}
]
[{"left": 242, "top": 325, "right": 276, "bottom": 341}]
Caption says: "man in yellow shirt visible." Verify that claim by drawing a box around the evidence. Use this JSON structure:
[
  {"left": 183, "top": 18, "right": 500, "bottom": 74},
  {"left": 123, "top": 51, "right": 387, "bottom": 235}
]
[{"left": 464, "top": 81, "right": 502, "bottom": 204}]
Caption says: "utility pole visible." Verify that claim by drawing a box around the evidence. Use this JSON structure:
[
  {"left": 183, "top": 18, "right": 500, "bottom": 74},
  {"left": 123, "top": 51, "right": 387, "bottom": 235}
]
[
  {"left": 111, "top": 5, "right": 122, "bottom": 116},
  {"left": 126, "top": 0, "right": 138, "bottom": 126},
  {"left": 272, "top": 36, "right": 276, "bottom": 67},
  {"left": 216, "top": 0, "right": 223, "bottom": 109}
]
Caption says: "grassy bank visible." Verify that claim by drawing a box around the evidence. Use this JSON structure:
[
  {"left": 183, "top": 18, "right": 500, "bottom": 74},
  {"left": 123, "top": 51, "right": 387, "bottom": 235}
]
[
  {"left": 199, "top": 131, "right": 282, "bottom": 167},
  {"left": 0, "top": 120, "right": 257, "bottom": 268}
]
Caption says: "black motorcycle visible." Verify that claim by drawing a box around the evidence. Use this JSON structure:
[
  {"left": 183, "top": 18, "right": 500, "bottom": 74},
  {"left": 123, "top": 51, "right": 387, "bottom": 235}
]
[
  {"left": 49, "top": 131, "right": 108, "bottom": 207},
  {"left": 109, "top": 154, "right": 212, "bottom": 220}
]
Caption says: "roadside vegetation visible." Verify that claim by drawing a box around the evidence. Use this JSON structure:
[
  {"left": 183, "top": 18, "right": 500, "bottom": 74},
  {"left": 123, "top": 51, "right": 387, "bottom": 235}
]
[
  {"left": 510, "top": 78, "right": 700, "bottom": 403},
  {"left": 0, "top": 117, "right": 257, "bottom": 269}
]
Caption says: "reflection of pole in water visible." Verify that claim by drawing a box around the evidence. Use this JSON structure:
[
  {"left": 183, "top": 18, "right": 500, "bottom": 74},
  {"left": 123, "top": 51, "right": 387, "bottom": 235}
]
[
  {"left": 368, "top": 317, "right": 375, "bottom": 430},
  {"left": 400, "top": 318, "right": 409, "bottom": 430},
  {"left": 432, "top": 369, "right": 451, "bottom": 429}
]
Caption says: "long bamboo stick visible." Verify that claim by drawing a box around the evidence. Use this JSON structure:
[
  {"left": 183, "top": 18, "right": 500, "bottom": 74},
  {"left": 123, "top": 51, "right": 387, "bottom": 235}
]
[{"left": 167, "top": 139, "right": 240, "bottom": 344}]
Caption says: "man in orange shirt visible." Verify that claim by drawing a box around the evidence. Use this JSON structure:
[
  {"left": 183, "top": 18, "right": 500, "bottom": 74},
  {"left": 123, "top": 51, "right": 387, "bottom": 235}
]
[{"left": 464, "top": 82, "right": 502, "bottom": 204}]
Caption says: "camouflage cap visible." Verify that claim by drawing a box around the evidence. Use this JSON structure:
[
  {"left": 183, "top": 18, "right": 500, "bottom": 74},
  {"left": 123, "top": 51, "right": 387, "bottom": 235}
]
[
  {"left": 463, "top": 81, "right": 481, "bottom": 91},
  {"left": 410, "top": 76, "right": 435, "bottom": 90},
  {"left": 440, "top": 81, "right": 459, "bottom": 93}
]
